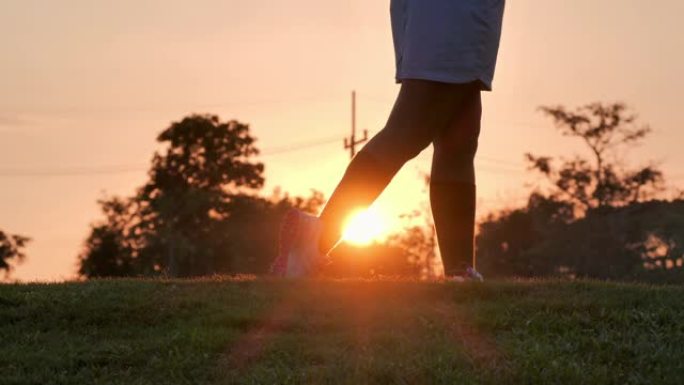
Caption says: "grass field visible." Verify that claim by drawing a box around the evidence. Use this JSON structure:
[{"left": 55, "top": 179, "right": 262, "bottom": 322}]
[{"left": 1, "top": 278, "right": 683, "bottom": 385}]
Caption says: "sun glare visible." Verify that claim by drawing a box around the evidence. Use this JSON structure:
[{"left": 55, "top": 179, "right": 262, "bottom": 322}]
[{"left": 342, "top": 208, "right": 387, "bottom": 246}]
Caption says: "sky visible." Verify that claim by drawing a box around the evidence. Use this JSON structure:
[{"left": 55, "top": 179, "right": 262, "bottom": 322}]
[{"left": 1, "top": 0, "right": 683, "bottom": 281}]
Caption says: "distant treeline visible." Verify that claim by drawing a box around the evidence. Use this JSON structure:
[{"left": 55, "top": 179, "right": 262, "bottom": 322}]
[
  {"left": 6, "top": 101, "right": 680, "bottom": 282},
  {"left": 478, "top": 103, "right": 683, "bottom": 283}
]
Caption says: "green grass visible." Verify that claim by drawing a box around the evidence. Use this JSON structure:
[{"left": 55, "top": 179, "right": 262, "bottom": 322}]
[{"left": 1, "top": 278, "right": 683, "bottom": 385}]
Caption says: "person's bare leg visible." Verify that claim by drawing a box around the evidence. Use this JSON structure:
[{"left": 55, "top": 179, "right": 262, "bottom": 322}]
[
  {"left": 430, "top": 88, "right": 482, "bottom": 276},
  {"left": 318, "top": 80, "right": 478, "bottom": 255}
]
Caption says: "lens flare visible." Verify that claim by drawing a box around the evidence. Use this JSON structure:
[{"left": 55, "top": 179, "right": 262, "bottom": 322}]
[{"left": 342, "top": 208, "right": 387, "bottom": 246}]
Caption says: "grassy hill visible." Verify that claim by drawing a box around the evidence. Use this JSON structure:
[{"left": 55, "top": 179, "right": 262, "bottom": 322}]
[{"left": 1, "top": 278, "right": 683, "bottom": 385}]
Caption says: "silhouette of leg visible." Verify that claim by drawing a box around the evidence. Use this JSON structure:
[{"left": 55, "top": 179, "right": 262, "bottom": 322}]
[
  {"left": 318, "top": 80, "right": 478, "bottom": 254},
  {"left": 430, "top": 88, "right": 481, "bottom": 276}
]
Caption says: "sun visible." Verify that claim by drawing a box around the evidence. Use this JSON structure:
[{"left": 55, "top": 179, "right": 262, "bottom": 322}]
[{"left": 342, "top": 207, "right": 388, "bottom": 246}]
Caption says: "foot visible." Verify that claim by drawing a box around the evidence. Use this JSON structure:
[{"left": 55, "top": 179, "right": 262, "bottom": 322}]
[
  {"left": 447, "top": 267, "right": 484, "bottom": 282},
  {"left": 270, "top": 209, "right": 325, "bottom": 278}
]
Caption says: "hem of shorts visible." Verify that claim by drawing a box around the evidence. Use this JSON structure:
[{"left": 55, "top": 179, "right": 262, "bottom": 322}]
[{"left": 395, "top": 71, "right": 493, "bottom": 91}]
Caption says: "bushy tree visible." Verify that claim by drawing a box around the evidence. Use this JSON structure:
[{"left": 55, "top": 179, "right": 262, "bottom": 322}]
[
  {"left": 78, "top": 197, "right": 139, "bottom": 277},
  {"left": 78, "top": 114, "right": 332, "bottom": 278},
  {"left": 79, "top": 188, "right": 325, "bottom": 278},
  {"left": 526, "top": 102, "right": 664, "bottom": 214},
  {"left": 79, "top": 114, "right": 274, "bottom": 277},
  {"left": 386, "top": 209, "right": 439, "bottom": 278},
  {"left": 0, "top": 230, "right": 30, "bottom": 277},
  {"left": 477, "top": 102, "right": 677, "bottom": 280},
  {"left": 528, "top": 200, "right": 684, "bottom": 281},
  {"left": 134, "top": 115, "right": 264, "bottom": 276},
  {"left": 218, "top": 189, "right": 324, "bottom": 274},
  {"left": 476, "top": 193, "right": 573, "bottom": 278}
]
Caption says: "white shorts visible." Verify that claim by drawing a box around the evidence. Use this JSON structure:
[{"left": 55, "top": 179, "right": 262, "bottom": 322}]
[{"left": 390, "top": 0, "right": 505, "bottom": 91}]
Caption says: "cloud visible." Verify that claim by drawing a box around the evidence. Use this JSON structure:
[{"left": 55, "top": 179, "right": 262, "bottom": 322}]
[
  {"left": 0, "top": 115, "right": 36, "bottom": 132},
  {"left": 0, "top": 115, "right": 29, "bottom": 126}
]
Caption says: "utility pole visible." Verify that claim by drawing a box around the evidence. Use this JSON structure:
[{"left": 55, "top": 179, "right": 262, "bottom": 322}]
[{"left": 344, "top": 90, "right": 368, "bottom": 159}]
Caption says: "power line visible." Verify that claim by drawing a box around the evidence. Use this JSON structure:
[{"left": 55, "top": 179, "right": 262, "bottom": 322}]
[
  {"left": 261, "top": 136, "right": 341, "bottom": 156},
  {"left": 0, "top": 135, "right": 344, "bottom": 177},
  {"left": 478, "top": 166, "right": 524, "bottom": 175},
  {"left": 479, "top": 155, "right": 524, "bottom": 167},
  {"left": 415, "top": 150, "right": 524, "bottom": 173}
]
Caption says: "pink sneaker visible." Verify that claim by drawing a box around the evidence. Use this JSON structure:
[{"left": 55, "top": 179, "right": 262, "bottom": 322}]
[{"left": 270, "top": 209, "right": 325, "bottom": 278}]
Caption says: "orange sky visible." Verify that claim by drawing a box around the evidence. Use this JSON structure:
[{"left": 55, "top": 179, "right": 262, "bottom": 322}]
[{"left": 1, "top": 0, "right": 683, "bottom": 281}]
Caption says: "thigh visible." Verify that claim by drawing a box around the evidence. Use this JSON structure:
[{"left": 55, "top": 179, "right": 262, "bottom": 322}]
[
  {"left": 363, "top": 79, "right": 477, "bottom": 167},
  {"left": 431, "top": 88, "right": 481, "bottom": 183}
]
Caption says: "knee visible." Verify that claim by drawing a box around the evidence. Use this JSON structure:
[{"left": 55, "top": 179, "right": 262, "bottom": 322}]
[
  {"left": 433, "top": 143, "right": 477, "bottom": 170},
  {"left": 432, "top": 140, "right": 478, "bottom": 183},
  {"left": 433, "top": 107, "right": 481, "bottom": 165},
  {"left": 434, "top": 133, "right": 479, "bottom": 161}
]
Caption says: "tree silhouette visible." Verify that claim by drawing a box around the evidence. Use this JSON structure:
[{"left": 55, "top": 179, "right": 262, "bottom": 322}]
[
  {"left": 0, "top": 230, "right": 29, "bottom": 277},
  {"left": 78, "top": 114, "right": 329, "bottom": 278},
  {"left": 476, "top": 102, "right": 680, "bottom": 281},
  {"left": 79, "top": 115, "right": 266, "bottom": 277},
  {"left": 526, "top": 102, "right": 664, "bottom": 213},
  {"left": 476, "top": 193, "right": 574, "bottom": 278},
  {"left": 78, "top": 197, "right": 138, "bottom": 278},
  {"left": 386, "top": 209, "right": 439, "bottom": 279},
  {"left": 135, "top": 115, "right": 264, "bottom": 276}
]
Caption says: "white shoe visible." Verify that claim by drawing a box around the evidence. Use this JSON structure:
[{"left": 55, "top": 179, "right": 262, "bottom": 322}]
[
  {"left": 270, "top": 209, "right": 324, "bottom": 278},
  {"left": 448, "top": 267, "right": 484, "bottom": 282}
]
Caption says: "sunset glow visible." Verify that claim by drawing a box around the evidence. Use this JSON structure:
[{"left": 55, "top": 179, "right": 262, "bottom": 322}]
[
  {"left": 342, "top": 208, "right": 388, "bottom": 246},
  {"left": 2, "top": 0, "right": 683, "bottom": 281}
]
